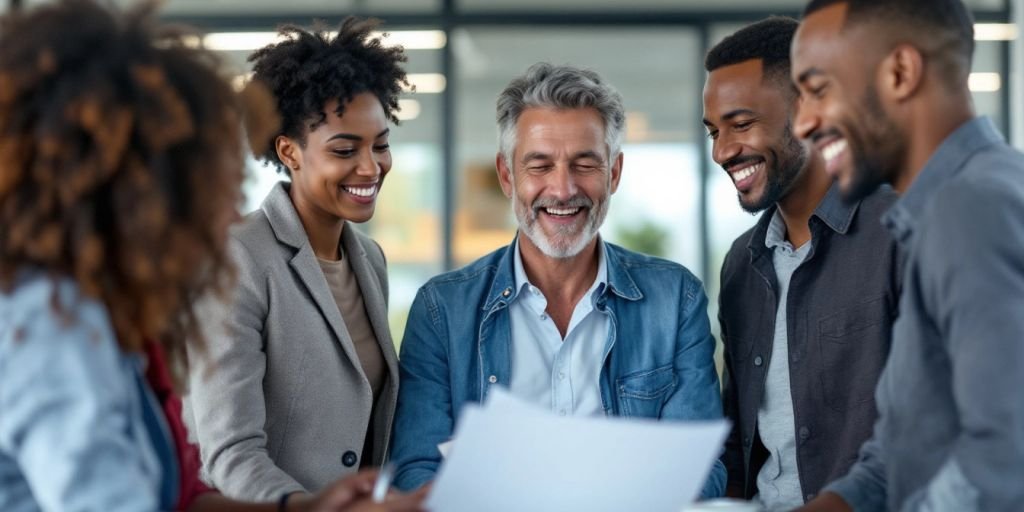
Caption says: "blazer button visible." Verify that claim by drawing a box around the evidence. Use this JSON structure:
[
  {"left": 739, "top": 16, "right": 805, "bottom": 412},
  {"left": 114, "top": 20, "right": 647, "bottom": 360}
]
[
  {"left": 502, "top": 288, "right": 511, "bottom": 297},
  {"left": 341, "top": 450, "right": 358, "bottom": 467},
  {"left": 754, "top": 356, "right": 764, "bottom": 367},
  {"left": 488, "top": 375, "right": 498, "bottom": 384},
  {"left": 799, "top": 426, "right": 810, "bottom": 440}
]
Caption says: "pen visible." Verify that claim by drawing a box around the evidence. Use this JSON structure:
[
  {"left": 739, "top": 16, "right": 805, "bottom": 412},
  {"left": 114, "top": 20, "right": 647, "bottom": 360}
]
[{"left": 371, "top": 463, "right": 395, "bottom": 503}]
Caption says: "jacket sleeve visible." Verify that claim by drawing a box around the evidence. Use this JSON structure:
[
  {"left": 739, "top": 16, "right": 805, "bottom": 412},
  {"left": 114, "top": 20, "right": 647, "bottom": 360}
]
[
  {"left": 185, "top": 238, "right": 304, "bottom": 501},
  {"left": 0, "top": 282, "right": 161, "bottom": 512},
  {"left": 661, "top": 275, "right": 726, "bottom": 499},
  {"left": 822, "top": 429, "right": 889, "bottom": 511},
  {"left": 717, "top": 249, "right": 747, "bottom": 497},
  {"left": 390, "top": 285, "right": 454, "bottom": 491}
]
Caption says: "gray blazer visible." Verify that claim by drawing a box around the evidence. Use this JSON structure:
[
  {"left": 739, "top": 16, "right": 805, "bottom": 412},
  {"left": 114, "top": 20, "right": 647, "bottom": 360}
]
[{"left": 186, "top": 182, "right": 399, "bottom": 501}]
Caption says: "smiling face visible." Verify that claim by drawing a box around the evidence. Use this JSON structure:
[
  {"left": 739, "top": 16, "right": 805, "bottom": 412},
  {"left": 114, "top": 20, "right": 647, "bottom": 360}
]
[
  {"left": 703, "top": 58, "right": 808, "bottom": 213},
  {"left": 791, "top": 3, "right": 907, "bottom": 201},
  {"left": 496, "top": 107, "right": 622, "bottom": 260},
  {"left": 279, "top": 92, "right": 392, "bottom": 224}
]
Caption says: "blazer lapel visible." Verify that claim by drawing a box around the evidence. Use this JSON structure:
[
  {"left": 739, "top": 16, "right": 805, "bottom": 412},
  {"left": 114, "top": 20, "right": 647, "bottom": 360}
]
[
  {"left": 261, "top": 182, "right": 364, "bottom": 376},
  {"left": 288, "top": 245, "right": 364, "bottom": 374},
  {"left": 341, "top": 226, "right": 399, "bottom": 385}
]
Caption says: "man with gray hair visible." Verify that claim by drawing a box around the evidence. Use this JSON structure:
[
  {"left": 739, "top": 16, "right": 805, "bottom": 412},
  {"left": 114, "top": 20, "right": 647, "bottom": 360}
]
[{"left": 390, "top": 63, "right": 726, "bottom": 498}]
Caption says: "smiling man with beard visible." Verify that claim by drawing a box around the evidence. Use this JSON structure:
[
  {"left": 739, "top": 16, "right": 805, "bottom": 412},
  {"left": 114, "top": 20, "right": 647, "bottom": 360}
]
[
  {"left": 790, "top": 0, "right": 1024, "bottom": 511},
  {"left": 703, "top": 17, "right": 901, "bottom": 510},
  {"left": 390, "top": 63, "right": 726, "bottom": 498}
]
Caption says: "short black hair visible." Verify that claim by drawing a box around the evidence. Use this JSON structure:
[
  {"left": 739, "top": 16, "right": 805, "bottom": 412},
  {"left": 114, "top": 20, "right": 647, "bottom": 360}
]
[
  {"left": 705, "top": 16, "right": 800, "bottom": 92},
  {"left": 249, "top": 17, "right": 409, "bottom": 175},
  {"left": 803, "top": 0, "right": 975, "bottom": 84}
]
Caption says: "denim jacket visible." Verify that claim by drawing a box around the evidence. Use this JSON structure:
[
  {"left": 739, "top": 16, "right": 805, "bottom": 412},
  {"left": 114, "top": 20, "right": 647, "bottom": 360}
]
[
  {"left": 391, "top": 239, "right": 726, "bottom": 499},
  {"left": 0, "top": 272, "right": 177, "bottom": 512}
]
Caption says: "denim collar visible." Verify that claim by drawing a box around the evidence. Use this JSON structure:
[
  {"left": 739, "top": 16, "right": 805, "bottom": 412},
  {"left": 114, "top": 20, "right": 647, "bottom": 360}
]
[
  {"left": 881, "top": 116, "right": 1004, "bottom": 244},
  {"left": 483, "top": 234, "right": 641, "bottom": 312}
]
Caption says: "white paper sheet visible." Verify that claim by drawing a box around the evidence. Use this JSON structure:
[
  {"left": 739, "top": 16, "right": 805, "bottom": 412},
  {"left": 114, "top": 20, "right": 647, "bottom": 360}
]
[{"left": 426, "top": 389, "right": 730, "bottom": 512}]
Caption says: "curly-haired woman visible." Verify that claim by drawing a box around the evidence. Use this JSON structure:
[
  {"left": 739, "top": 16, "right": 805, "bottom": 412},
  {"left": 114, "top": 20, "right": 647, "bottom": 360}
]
[
  {"left": 0, "top": 1, "right": 423, "bottom": 511},
  {"left": 185, "top": 17, "right": 410, "bottom": 504}
]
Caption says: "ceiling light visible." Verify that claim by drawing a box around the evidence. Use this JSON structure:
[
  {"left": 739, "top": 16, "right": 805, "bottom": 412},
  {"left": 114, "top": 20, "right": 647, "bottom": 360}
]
[
  {"left": 405, "top": 73, "right": 446, "bottom": 94},
  {"left": 373, "top": 30, "right": 446, "bottom": 50},
  {"left": 201, "top": 30, "right": 446, "bottom": 52},
  {"left": 969, "top": 72, "right": 1001, "bottom": 92},
  {"left": 974, "top": 23, "right": 1017, "bottom": 41}
]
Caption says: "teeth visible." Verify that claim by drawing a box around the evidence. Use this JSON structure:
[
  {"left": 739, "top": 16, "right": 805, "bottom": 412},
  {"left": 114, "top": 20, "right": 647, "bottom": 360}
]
[
  {"left": 822, "top": 139, "right": 848, "bottom": 163},
  {"left": 730, "top": 162, "right": 763, "bottom": 184},
  {"left": 343, "top": 185, "right": 376, "bottom": 197},
  {"left": 545, "top": 207, "right": 580, "bottom": 216}
]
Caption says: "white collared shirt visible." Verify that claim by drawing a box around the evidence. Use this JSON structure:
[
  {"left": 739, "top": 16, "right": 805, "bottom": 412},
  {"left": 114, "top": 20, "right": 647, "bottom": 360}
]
[{"left": 507, "top": 239, "right": 609, "bottom": 417}]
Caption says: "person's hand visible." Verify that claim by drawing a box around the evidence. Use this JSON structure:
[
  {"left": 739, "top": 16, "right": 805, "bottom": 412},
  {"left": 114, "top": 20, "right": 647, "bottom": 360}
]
[
  {"left": 335, "top": 485, "right": 429, "bottom": 512},
  {"left": 792, "top": 492, "right": 852, "bottom": 512},
  {"left": 291, "top": 471, "right": 428, "bottom": 512}
]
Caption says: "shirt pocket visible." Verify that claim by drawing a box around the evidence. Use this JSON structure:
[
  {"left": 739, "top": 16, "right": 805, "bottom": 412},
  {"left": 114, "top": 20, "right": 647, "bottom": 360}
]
[
  {"left": 816, "top": 295, "right": 891, "bottom": 412},
  {"left": 615, "top": 364, "right": 676, "bottom": 419}
]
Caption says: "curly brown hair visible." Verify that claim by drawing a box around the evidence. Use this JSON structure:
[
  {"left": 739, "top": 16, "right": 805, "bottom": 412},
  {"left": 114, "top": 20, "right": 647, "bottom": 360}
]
[
  {"left": 248, "top": 16, "right": 410, "bottom": 175},
  {"left": 0, "top": 0, "right": 247, "bottom": 375}
]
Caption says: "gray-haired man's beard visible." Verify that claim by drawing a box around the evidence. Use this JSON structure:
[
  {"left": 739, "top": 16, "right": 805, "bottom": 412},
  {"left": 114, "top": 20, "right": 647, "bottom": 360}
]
[{"left": 513, "top": 192, "right": 609, "bottom": 259}]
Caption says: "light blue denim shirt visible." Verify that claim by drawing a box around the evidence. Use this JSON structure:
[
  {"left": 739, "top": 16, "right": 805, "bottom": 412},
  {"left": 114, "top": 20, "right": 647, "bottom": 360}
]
[
  {"left": 391, "top": 238, "right": 726, "bottom": 498},
  {"left": 0, "top": 272, "right": 177, "bottom": 512},
  {"left": 508, "top": 239, "right": 608, "bottom": 417}
]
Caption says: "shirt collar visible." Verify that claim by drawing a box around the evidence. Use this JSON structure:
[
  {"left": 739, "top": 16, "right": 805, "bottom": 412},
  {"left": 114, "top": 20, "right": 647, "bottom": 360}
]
[
  {"left": 512, "top": 236, "right": 608, "bottom": 302},
  {"left": 752, "top": 181, "right": 858, "bottom": 255},
  {"left": 811, "top": 182, "right": 860, "bottom": 235},
  {"left": 882, "top": 116, "right": 1004, "bottom": 243},
  {"left": 764, "top": 208, "right": 789, "bottom": 251}
]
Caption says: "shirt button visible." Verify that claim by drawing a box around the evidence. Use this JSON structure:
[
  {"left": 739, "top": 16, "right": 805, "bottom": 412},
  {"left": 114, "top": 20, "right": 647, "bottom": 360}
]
[
  {"left": 488, "top": 375, "right": 498, "bottom": 384},
  {"left": 502, "top": 288, "right": 511, "bottom": 297},
  {"left": 341, "top": 450, "right": 358, "bottom": 467},
  {"left": 799, "top": 426, "right": 810, "bottom": 440},
  {"left": 754, "top": 356, "right": 764, "bottom": 367},
  {"left": 558, "top": 372, "right": 566, "bottom": 380},
  {"left": 540, "top": 314, "right": 548, "bottom": 320}
]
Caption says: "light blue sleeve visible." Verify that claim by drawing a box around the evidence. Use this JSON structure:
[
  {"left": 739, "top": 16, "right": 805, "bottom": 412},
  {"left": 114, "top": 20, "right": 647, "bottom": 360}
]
[{"left": 0, "top": 281, "right": 161, "bottom": 512}]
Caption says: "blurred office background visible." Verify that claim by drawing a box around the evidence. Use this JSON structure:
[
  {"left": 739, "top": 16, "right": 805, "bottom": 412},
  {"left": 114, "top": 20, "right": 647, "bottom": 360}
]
[{"left": 145, "top": 0, "right": 1017, "bottom": 351}]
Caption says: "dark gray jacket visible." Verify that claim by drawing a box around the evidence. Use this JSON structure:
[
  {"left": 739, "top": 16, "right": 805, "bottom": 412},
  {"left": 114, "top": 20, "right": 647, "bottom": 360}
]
[{"left": 718, "top": 183, "right": 900, "bottom": 501}]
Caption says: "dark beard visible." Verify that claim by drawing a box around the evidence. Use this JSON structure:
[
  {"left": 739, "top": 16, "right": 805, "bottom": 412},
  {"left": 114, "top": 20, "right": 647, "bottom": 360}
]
[
  {"left": 841, "top": 86, "right": 906, "bottom": 203},
  {"left": 739, "top": 120, "right": 808, "bottom": 214}
]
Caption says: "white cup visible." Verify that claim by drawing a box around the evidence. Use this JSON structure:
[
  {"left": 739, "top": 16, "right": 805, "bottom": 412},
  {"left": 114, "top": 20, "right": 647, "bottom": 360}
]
[{"left": 682, "top": 498, "right": 763, "bottom": 512}]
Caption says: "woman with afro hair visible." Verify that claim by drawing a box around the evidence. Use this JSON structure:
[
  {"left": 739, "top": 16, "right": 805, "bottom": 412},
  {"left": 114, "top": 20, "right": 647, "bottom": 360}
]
[
  {"left": 185, "top": 16, "right": 412, "bottom": 506},
  {"left": 0, "top": 1, "right": 425, "bottom": 511}
]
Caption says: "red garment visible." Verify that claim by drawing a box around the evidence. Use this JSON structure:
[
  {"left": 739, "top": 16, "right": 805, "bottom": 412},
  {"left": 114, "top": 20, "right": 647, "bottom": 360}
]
[{"left": 144, "top": 342, "right": 214, "bottom": 511}]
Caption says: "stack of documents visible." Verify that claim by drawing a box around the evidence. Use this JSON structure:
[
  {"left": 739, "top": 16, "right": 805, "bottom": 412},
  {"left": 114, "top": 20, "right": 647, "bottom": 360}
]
[{"left": 426, "top": 389, "right": 730, "bottom": 512}]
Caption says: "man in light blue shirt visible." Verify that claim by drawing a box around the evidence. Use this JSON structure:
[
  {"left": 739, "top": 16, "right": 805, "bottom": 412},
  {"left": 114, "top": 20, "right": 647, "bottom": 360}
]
[
  {"left": 508, "top": 238, "right": 608, "bottom": 417},
  {"left": 391, "top": 63, "right": 726, "bottom": 498}
]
